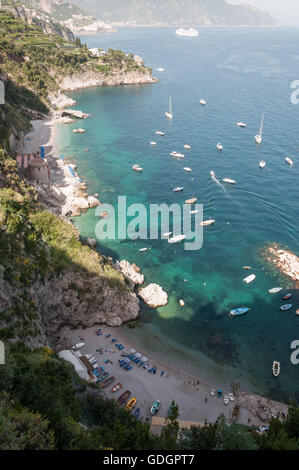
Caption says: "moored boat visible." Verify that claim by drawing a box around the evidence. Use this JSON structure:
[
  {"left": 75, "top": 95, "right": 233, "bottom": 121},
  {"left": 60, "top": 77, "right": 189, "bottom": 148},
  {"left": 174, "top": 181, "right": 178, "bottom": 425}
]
[
  {"left": 259, "top": 160, "right": 266, "bottom": 169},
  {"left": 237, "top": 122, "right": 246, "bottom": 128},
  {"left": 243, "top": 274, "right": 256, "bottom": 284},
  {"left": 176, "top": 27, "right": 199, "bottom": 37},
  {"left": 286, "top": 157, "right": 294, "bottom": 166},
  {"left": 170, "top": 151, "right": 185, "bottom": 158},
  {"left": 272, "top": 361, "right": 280, "bottom": 377},
  {"left": 184, "top": 144, "right": 192, "bottom": 149},
  {"left": 139, "top": 248, "right": 148, "bottom": 252},
  {"left": 155, "top": 131, "right": 165, "bottom": 136},
  {"left": 229, "top": 307, "right": 250, "bottom": 317},
  {"left": 184, "top": 167, "right": 192, "bottom": 172},
  {"left": 173, "top": 187, "right": 184, "bottom": 192},
  {"left": 168, "top": 234, "right": 186, "bottom": 244},
  {"left": 185, "top": 198, "right": 197, "bottom": 204},
  {"left": 200, "top": 219, "right": 215, "bottom": 227},
  {"left": 200, "top": 99, "right": 206, "bottom": 105},
  {"left": 150, "top": 141, "right": 157, "bottom": 145},
  {"left": 100, "top": 376, "right": 115, "bottom": 388},
  {"left": 216, "top": 143, "right": 223, "bottom": 151},
  {"left": 132, "top": 165, "right": 143, "bottom": 172},
  {"left": 280, "top": 304, "right": 293, "bottom": 311},
  {"left": 283, "top": 293, "right": 292, "bottom": 300},
  {"left": 269, "top": 287, "right": 283, "bottom": 294},
  {"left": 222, "top": 178, "right": 236, "bottom": 184}
]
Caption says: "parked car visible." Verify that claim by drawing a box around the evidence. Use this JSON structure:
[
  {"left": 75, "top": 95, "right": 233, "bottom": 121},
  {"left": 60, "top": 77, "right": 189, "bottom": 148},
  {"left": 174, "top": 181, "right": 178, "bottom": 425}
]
[{"left": 151, "top": 400, "right": 161, "bottom": 415}]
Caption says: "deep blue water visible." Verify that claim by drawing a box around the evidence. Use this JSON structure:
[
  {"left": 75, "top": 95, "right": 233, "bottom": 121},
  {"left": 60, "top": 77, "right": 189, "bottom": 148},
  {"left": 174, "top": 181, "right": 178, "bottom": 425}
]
[{"left": 56, "top": 27, "right": 299, "bottom": 400}]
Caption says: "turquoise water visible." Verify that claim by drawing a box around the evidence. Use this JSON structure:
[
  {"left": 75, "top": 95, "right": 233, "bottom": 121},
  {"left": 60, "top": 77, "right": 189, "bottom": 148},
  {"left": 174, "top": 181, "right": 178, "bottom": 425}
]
[{"left": 56, "top": 27, "right": 299, "bottom": 401}]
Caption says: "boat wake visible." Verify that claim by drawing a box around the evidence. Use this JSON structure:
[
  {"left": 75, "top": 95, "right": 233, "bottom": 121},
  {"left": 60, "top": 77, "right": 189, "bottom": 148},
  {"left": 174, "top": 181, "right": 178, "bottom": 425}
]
[{"left": 210, "top": 171, "right": 227, "bottom": 193}]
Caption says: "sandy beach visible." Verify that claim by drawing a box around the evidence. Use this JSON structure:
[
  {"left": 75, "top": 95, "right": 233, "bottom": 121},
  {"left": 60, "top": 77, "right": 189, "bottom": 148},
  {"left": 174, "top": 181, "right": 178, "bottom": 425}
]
[{"left": 59, "top": 323, "right": 288, "bottom": 429}]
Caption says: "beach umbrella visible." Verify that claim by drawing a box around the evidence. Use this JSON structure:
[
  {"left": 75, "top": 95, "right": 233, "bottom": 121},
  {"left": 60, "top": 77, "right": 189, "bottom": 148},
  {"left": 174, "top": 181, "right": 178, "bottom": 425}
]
[
  {"left": 130, "top": 348, "right": 136, "bottom": 354},
  {"left": 135, "top": 353, "right": 142, "bottom": 358},
  {"left": 141, "top": 356, "right": 148, "bottom": 362}
]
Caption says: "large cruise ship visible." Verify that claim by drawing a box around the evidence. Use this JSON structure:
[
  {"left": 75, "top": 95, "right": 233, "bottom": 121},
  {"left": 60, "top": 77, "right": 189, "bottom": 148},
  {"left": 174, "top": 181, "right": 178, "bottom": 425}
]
[{"left": 176, "top": 28, "right": 199, "bottom": 37}]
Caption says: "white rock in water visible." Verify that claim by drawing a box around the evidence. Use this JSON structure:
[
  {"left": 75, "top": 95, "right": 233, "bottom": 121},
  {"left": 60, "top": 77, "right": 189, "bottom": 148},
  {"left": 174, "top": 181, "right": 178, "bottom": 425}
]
[
  {"left": 117, "top": 260, "right": 144, "bottom": 285},
  {"left": 138, "top": 283, "right": 168, "bottom": 308}
]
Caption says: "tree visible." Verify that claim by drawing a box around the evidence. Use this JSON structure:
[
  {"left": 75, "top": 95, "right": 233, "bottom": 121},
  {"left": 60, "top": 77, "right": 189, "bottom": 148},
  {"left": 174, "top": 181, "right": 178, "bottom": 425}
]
[
  {"left": 214, "top": 415, "right": 258, "bottom": 451},
  {"left": 160, "top": 401, "right": 180, "bottom": 450}
]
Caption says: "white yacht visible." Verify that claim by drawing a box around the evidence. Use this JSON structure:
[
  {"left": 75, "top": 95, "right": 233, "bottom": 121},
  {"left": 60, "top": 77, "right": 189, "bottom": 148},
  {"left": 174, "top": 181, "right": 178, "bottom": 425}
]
[
  {"left": 184, "top": 144, "right": 192, "bottom": 149},
  {"left": 286, "top": 157, "right": 294, "bottom": 166},
  {"left": 237, "top": 122, "right": 246, "bottom": 128},
  {"left": 168, "top": 234, "right": 186, "bottom": 244},
  {"left": 244, "top": 274, "right": 256, "bottom": 284},
  {"left": 216, "top": 143, "right": 223, "bottom": 151},
  {"left": 165, "top": 96, "right": 173, "bottom": 119},
  {"left": 222, "top": 178, "right": 236, "bottom": 184},
  {"left": 200, "top": 219, "right": 215, "bottom": 227},
  {"left": 170, "top": 151, "right": 185, "bottom": 158},
  {"left": 132, "top": 165, "right": 143, "bottom": 172},
  {"left": 150, "top": 141, "right": 157, "bottom": 146},
  {"left": 200, "top": 99, "right": 207, "bottom": 106},
  {"left": 184, "top": 167, "right": 192, "bottom": 172},
  {"left": 176, "top": 28, "right": 199, "bottom": 37},
  {"left": 255, "top": 113, "right": 264, "bottom": 144},
  {"left": 157, "top": 67, "right": 164, "bottom": 72},
  {"left": 259, "top": 160, "right": 266, "bottom": 169},
  {"left": 173, "top": 187, "right": 184, "bottom": 192},
  {"left": 155, "top": 131, "right": 165, "bottom": 136}
]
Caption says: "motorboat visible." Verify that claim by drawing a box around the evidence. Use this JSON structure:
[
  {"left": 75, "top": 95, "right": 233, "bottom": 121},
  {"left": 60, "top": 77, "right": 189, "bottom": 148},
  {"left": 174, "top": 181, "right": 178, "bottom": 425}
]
[
  {"left": 165, "top": 96, "right": 173, "bottom": 119},
  {"left": 280, "top": 304, "right": 293, "bottom": 311},
  {"left": 260, "top": 160, "right": 266, "bottom": 169},
  {"left": 139, "top": 248, "right": 148, "bottom": 252},
  {"left": 269, "top": 287, "right": 282, "bottom": 294},
  {"left": 173, "top": 187, "right": 184, "bottom": 192},
  {"left": 157, "top": 67, "right": 164, "bottom": 72},
  {"left": 162, "top": 232, "right": 172, "bottom": 238},
  {"left": 190, "top": 210, "right": 199, "bottom": 215},
  {"left": 244, "top": 274, "right": 256, "bottom": 284},
  {"left": 210, "top": 171, "right": 216, "bottom": 177},
  {"left": 185, "top": 198, "right": 197, "bottom": 204},
  {"left": 272, "top": 361, "right": 280, "bottom": 378},
  {"left": 222, "top": 178, "right": 236, "bottom": 184},
  {"left": 229, "top": 307, "right": 250, "bottom": 317},
  {"left": 170, "top": 151, "right": 184, "bottom": 158},
  {"left": 150, "top": 141, "right": 157, "bottom": 146},
  {"left": 72, "top": 342, "right": 85, "bottom": 350},
  {"left": 132, "top": 165, "right": 143, "bottom": 172},
  {"left": 155, "top": 131, "right": 165, "bottom": 136},
  {"left": 200, "top": 219, "right": 215, "bottom": 226},
  {"left": 237, "top": 122, "right": 246, "bottom": 128},
  {"left": 255, "top": 113, "right": 264, "bottom": 144},
  {"left": 184, "top": 167, "right": 192, "bottom": 172},
  {"left": 286, "top": 157, "right": 294, "bottom": 166},
  {"left": 216, "top": 143, "right": 223, "bottom": 151},
  {"left": 168, "top": 234, "right": 186, "bottom": 244},
  {"left": 184, "top": 144, "right": 192, "bottom": 149},
  {"left": 176, "top": 28, "right": 199, "bottom": 37},
  {"left": 283, "top": 293, "right": 292, "bottom": 300},
  {"left": 200, "top": 99, "right": 206, "bottom": 105}
]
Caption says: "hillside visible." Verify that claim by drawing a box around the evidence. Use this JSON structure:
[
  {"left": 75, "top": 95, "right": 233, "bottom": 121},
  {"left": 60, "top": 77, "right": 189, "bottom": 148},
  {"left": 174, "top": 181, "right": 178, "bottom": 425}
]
[
  {"left": 2, "top": 0, "right": 115, "bottom": 37},
  {"left": 73, "top": 0, "right": 274, "bottom": 26},
  {"left": 0, "top": 10, "right": 154, "bottom": 150}
]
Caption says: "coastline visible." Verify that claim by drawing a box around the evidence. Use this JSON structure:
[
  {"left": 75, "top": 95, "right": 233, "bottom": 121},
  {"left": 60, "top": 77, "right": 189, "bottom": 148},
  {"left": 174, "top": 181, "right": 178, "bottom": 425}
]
[{"left": 22, "top": 95, "right": 289, "bottom": 427}]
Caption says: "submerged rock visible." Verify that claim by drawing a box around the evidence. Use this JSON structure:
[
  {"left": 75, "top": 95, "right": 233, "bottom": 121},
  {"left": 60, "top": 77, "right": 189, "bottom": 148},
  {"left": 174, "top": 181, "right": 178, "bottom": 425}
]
[{"left": 138, "top": 283, "right": 168, "bottom": 308}]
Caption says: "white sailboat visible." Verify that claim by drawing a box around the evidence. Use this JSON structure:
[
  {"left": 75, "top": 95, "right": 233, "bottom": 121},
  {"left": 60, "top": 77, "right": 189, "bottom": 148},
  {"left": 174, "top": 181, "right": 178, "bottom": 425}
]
[
  {"left": 255, "top": 113, "right": 264, "bottom": 144},
  {"left": 259, "top": 160, "right": 266, "bottom": 169},
  {"left": 165, "top": 96, "right": 173, "bottom": 119}
]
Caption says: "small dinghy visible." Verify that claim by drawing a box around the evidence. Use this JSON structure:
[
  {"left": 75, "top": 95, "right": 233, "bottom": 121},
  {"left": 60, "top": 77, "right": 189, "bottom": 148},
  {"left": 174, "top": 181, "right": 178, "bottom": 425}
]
[
  {"left": 283, "top": 293, "right": 292, "bottom": 300},
  {"left": 229, "top": 307, "right": 250, "bottom": 317},
  {"left": 200, "top": 219, "right": 215, "bottom": 227},
  {"left": 243, "top": 274, "right": 256, "bottom": 284},
  {"left": 150, "top": 141, "right": 157, "bottom": 146},
  {"left": 170, "top": 151, "right": 185, "bottom": 158},
  {"left": 286, "top": 157, "right": 294, "bottom": 166},
  {"left": 237, "top": 122, "right": 246, "bottom": 128},
  {"left": 139, "top": 248, "right": 148, "bottom": 252},
  {"left": 185, "top": 198, "right": 197, "bottom": 204},
  {"left": 272, "top": 361, "right": 280, "bottom": 378},
  {"left": 184, "top": 167, "right": 192, "bottom": 172},
  {"left": 216, "top": 143, "right": 223, "bottom": 151},
  {"left": 173, "top": 187, "right": 184, "bottom": 192},
  {"left": 200, "top": 99, "right": 206, "bottom": 105},
  {"left": 155, "top": 131, "right": 165, "bottom": 136},
  {"left": 184, "top": 145, "right": 192, "bottom": 149},
  {"left": 259, "top": 160, "right": 266, "bottom": 169},
  {"left": 243, "top": 266, "right": 252, "bottom": 270},
  {"left": 222, "top": 178, "right": 236, "bottom": 184},
  {"left": 168, "top": 234, "right": 186, "bottom": 244},
  {"left": 280, "top": 304, "right": 293, "bottom": 311},
  {"left": 132, "top": 165, "right": 143, "bottom": 172},
  {"left": 269, "top": 287, "right": 283, "bottom": 294}
]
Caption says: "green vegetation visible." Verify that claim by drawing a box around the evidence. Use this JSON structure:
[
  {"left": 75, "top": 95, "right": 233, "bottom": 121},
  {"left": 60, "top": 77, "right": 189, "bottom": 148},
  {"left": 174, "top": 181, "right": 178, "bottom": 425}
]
[{"left": 0, "top": 9, "right": 151, "bottom": 149}]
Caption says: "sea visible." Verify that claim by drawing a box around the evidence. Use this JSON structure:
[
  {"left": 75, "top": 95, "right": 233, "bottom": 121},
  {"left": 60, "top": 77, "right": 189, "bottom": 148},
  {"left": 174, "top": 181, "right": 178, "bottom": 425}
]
[{"left": 55, "top": 26, "right": 299, "bottom": 401}]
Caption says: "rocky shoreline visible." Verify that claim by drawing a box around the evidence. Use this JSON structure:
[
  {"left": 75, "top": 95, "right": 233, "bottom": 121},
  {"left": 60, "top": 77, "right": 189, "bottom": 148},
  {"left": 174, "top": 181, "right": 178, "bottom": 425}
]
[{"left": 263, "top": 244, "right": 299, "bottom": 284}]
